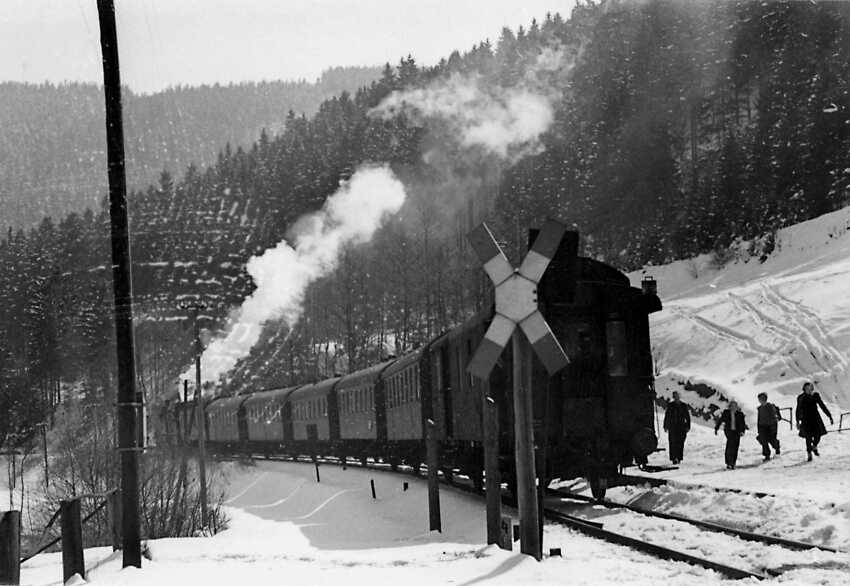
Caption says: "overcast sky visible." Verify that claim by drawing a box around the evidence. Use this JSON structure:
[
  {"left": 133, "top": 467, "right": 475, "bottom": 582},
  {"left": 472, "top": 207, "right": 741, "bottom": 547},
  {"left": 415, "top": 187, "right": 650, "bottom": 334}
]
[{"left": 1, "top": 0, "right": 575, "bottom": 94}]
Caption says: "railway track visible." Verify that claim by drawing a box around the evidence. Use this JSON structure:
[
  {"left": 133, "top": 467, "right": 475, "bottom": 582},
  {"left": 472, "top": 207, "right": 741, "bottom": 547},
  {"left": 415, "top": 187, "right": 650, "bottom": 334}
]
[
  {"left": 551, "top": 488, "right": 838, "bottom": 553},
  {"left": 224, "top": 452, "right": 843, "bottom": 580},
  {"left": 618, "top": 473, "right": 775, "bottom": 498},
  {"left": 541, "top": 508, "right": 765, "bottom": 580},
  {"left": 547, "top": 488, "right": 846, "bottom": 579}
]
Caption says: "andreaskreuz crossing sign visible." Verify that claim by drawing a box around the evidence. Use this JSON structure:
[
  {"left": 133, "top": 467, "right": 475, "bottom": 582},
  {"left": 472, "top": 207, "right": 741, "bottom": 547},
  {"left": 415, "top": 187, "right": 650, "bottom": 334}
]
[{"left": 467, "top": 219, "right": 570, "bottom": 380}]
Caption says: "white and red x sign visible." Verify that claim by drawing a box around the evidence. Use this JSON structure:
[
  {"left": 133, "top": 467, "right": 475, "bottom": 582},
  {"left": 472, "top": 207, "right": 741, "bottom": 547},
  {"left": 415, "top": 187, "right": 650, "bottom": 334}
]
[{"left": 467, "top": 219, "right": 571, "bottom": 380}]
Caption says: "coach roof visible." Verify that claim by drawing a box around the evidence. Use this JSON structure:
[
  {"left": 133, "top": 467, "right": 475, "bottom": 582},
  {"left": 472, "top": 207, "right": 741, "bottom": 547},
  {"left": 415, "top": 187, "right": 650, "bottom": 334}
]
[{"left": 289, "top": 377, "right": 341, "bottom": 402}]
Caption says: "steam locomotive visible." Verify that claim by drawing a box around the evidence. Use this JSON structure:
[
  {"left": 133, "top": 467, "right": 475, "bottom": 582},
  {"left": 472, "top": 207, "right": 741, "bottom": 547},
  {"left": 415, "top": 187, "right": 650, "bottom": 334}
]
[{"left": 167, "top": 232, "right": 662, "bottom": 499}]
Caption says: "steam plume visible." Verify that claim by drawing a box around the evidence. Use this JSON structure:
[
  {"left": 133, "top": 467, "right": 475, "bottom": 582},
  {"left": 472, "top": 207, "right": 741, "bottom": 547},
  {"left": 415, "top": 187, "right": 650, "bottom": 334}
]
[
  {"left": 187, "top": 165, "right": 406, "bottom": 388},
  {"left": 370, "top": 46, "right": 568, "bottom": 162}
]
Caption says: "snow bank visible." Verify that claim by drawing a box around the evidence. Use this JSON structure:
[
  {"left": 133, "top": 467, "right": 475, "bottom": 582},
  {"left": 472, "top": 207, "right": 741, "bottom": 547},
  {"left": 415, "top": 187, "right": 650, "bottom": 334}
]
[{"left": 631, "top": 205, "right": 850, "bottom": 413}]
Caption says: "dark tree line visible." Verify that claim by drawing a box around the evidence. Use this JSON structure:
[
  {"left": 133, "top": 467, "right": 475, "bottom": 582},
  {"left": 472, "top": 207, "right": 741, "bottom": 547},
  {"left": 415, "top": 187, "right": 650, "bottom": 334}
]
[{"left": 1, "top": 1, "right": 849, "bottom": 418}]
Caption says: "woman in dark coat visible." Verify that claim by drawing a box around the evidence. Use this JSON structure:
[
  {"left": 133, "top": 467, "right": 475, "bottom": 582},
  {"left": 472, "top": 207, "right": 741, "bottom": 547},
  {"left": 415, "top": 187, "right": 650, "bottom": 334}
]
[{"left": 796, "top": 382, "right": 833, "bottom": 461}]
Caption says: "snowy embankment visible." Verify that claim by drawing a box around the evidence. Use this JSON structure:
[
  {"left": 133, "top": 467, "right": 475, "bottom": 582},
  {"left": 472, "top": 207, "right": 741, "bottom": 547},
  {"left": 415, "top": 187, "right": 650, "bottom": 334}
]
[
  {"left": 606, "top": 424, "right": 850, "bottom": 581},
  {"left": 630, "top": 205, "right": 850, "bottom": 416},
  {"left": 22, "top": 460, "right": 768, "bottom": 586}
]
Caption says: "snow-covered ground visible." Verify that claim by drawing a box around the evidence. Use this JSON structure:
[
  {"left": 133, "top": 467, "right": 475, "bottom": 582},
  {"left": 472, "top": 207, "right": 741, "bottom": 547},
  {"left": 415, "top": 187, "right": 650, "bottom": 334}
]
[
  {"left": 596, "top": 422, "right": 850, "bottom": 583},
  {"left": 630, "top": 205, "right": 850, "bottom": 415},
  {"left": 15, "top": 208, "right": 850, "bottom": 584},
  {"left": 14, "top": 459, "right": 798, "bottom": 586}
]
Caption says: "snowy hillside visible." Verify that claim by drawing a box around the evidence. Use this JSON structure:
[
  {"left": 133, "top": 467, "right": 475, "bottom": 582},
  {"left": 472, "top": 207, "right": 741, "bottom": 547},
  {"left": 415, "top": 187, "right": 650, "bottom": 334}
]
[{"left": 631, "top": 205, "right": 850, "bottom": 418}]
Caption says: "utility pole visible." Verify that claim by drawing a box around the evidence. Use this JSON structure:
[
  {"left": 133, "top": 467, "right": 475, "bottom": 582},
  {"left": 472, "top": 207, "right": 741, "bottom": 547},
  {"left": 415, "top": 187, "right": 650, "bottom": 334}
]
[
  {"left": 185, "top": 303, "right": 209, "bottom": 528},
  {"left": 96, "top": 0, "right": 141, "bottom": 568}
]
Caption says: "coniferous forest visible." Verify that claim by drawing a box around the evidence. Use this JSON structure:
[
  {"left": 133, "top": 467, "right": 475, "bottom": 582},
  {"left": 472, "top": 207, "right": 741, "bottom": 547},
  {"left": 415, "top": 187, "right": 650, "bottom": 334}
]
[{"left": 2, "top": 1, "right": 849, "bottom": 451}]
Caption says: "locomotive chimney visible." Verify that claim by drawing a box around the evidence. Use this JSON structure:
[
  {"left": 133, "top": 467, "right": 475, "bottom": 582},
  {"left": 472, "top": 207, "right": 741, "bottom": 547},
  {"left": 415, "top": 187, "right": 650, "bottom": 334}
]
[{"left": 641, "top": 276, "right": 657, "bottom": 297}]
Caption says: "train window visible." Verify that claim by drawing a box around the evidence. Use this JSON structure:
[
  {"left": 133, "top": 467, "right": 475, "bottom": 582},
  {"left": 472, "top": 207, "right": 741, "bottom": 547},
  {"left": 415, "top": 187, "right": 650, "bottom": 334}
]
[{"left": 606, "top": 320, "right": 628, "bottom": 376}]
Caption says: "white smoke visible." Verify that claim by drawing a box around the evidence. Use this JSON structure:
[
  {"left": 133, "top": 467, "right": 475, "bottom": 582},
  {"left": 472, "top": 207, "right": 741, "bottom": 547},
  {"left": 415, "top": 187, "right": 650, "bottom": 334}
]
[
  {"left": 370, "top": 46, "right": 568, "bottom": 162},
  {"left": 186, "top": 165, "right": 407, "bottom": 389}
]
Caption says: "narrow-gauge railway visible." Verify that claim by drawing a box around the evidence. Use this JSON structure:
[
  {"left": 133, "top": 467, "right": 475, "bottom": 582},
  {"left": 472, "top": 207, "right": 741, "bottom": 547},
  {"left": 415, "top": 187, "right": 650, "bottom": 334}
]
[{"left": 163, "top": 232, "right": 664, "bottom": 500}]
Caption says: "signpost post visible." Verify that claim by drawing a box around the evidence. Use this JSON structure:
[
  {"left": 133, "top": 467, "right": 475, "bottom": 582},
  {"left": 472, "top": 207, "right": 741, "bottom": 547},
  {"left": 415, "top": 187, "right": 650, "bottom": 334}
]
[{"left": 467, "top": 219, "right": 571, "bottom": 561}]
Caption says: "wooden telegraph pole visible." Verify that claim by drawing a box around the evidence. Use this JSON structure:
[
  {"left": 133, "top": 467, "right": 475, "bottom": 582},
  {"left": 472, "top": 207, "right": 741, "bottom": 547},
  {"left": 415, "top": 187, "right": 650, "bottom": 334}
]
[
  {"left": 467, "top": 220, "right": 571, "bottom": 561},
  {"left": 189, "top": 304, "right": 209, "bottom": 528},
  {"left": 96, "top": 0, "right": 141, "bottom": 568}
]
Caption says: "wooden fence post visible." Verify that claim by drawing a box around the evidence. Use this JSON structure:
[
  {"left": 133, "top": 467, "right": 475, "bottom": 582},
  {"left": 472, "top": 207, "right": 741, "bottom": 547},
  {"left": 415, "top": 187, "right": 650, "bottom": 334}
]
[
  {"left": 60, "top": 500, "right": 85, "bottom": 582},
  {"left": 0, "top": 510, "right": 21, "bottom": 585},
  {"left": 108, "top": 491, "right": 122, "bottom": 551}
]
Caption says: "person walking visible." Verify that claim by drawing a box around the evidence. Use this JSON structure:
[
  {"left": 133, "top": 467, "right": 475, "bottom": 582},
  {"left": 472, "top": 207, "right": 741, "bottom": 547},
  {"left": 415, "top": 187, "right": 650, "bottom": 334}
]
[
  {"left": 715, "top": 401, "right": 747, "bottom": 469},
  {"left": 663, "top": 391, "right": 691, "bottom": 465},
  {"left": 796, "top": 382, "right": 833, "bottom": 461},
  {"left": 756, "top": 392, "right": 782, "bottom": 461}
]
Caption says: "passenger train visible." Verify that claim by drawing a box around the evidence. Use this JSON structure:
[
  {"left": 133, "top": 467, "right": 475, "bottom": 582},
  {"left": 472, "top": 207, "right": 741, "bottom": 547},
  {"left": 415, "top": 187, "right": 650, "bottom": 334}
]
[{"left": 165, "top": 232, "right": 663, "bottom": 499}]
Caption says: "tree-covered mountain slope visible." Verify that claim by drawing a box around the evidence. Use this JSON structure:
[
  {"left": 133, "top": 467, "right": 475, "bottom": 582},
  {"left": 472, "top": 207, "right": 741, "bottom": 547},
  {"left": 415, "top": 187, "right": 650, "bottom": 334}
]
[
  {"left": 0, "top": 66, "right": 381, "bottom": 228},
  {"left": 1, "top": 1, "right": 849, "bottom": 414}
]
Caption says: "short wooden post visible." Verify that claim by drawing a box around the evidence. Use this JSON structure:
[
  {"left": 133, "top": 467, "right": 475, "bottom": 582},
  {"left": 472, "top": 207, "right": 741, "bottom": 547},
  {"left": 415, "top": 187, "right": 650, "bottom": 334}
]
[
  {"left": 498, "top": 515, "right": 513, "bottom": 551},
  {"left": 108, "top": 491, "right": 122, "bottom": 551},
  {"left": 370, "top": 479, "right": 376, "bottom": 499},
  {"left": 60, "top": 500, "right": 85, "bottom": 582},
  {"left": 314, "top": 459, "right": 320, "bottom": 483},
  {"left": 426, "top": 419, "right": 441, "bottom": 532},
  {"left": 0, "top": 511, "right": 21, "bottom": 585},
  {"left": 483, "top": 387, "right": 502, "bottom": 547}
]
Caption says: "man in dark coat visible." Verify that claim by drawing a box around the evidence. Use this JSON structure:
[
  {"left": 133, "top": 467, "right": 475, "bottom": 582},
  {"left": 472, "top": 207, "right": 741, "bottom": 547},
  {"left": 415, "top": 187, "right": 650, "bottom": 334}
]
[
  {"left": 715, "top": 401, "right": 747, "bottom": 469},
  {"left": 796, "top": 382, "right": 833, "bottom": 461},
  {"left": 756, "top": 392, "right": 781, "bottom": 461},
  {"left": 663, "top": 391, "right": 690, "bottom": 465}
]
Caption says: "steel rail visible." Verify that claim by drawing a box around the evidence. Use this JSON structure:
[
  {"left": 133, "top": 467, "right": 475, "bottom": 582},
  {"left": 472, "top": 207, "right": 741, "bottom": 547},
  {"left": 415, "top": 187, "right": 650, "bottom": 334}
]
[
  {"left": 543, "top": 509, "right": 766, "bottom": 580},
  {"left": 551, "top": 489, "right": 839, "bottom": 553}
]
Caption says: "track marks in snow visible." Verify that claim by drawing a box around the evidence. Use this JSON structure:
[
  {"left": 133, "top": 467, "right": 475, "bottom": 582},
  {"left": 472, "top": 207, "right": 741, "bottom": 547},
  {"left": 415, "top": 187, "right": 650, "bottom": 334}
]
[
  {"left": 224, "top": 472, "right": 269, "bottom": 504},
  {"left": 760, "top": 283, "right": 849, "bottom": 372},
  {"left": 245, "top": 478, "right": 307, "bottom": 509},
  {"left": 726, "top": 293, "right": 817, "bottom": 380},
  {"left": 671, "top": 306, "right": 775, "bottom": 358},
  {"left": 288, "top": 489, "right": 356, "bottom": 520}
]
